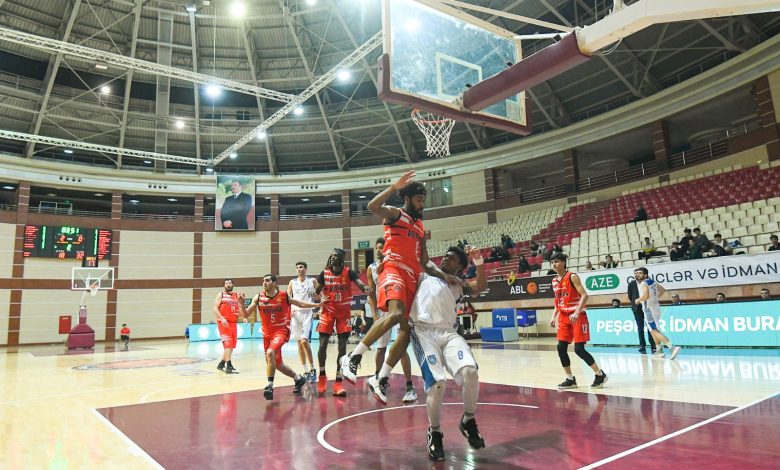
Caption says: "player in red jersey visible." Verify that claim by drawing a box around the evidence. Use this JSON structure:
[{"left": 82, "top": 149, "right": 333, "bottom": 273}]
[
  {"left": 314, "top": 248, "right": 371, "bottom": 397},
  {"left": 549, "top": 253, "right": 608, "bottom": 389},
  {"left": 247, "top": 274, "right": 321, "bottom": 400},
  {"left": 214, "top": 278, "right": 247, "bottom": 374},
  {"left": 341, "top": 170, "right": 457, "bottom": 400}
]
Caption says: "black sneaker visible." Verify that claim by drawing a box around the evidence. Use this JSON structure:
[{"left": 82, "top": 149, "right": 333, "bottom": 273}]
[
  {"left": 225, "top": 363, "right": 238, "bottom": 374},
  {"left": 293, "top": 375, "right": 306, "bottom": 394},
  {"left": 427, "top": 428, "right": 445, "bottom": 461},
  {"left": 459, "top": 416, "right": 485, "bottom": 449},
  {"left": 368, "top": 375, "right": 389, "bottom": 405},
  {"left": 557, "top": 377, "right": 577, "bottom": 389},
  {"left": 217, "top": 360, "right": 225, "bottom": 371},
  {"left": 591, "top": 372, "right": 608, "bottom": 389},
  {"left": 263, "top": 385, "right": 274, "bottom": 400}
]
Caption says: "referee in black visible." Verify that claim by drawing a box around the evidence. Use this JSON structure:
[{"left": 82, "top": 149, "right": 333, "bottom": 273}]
[{"left": 627, "top": 277, "right": 656, "bottom": 354}]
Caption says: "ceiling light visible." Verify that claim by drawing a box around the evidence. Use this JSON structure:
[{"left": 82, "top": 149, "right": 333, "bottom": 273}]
[
  {"left": 175, "top": 120, "right": 185, "bottom": 129},
  {"left": 337, "top": 69, "right": 351, "bottom": 81},
  {"left": 293, "top": 106, "right": 304, "bottom": 115},
  {"left": 143, "top": 160, "right": 152, "bottom": 164},
  {"left": 2, "top": 185, "right": 15, "bottom": 190},
  {"left": 129, "top": 199, "right": 139, "bottom": 204},
  {"left": 306, "top": 0, "right": 317, "bottom": 5},
  {"left": 63, "top": 149, "right": 73, "bottom": 154},
  {"left": 358, "top": 195, "right": 366, "bottom": 199},
  {"left": 329, "top": 199, "right": 336, "bottom": 203},
  {"left": 257, "top": 131, "right": 267, "bottom": 140},
  {"left": 301, "top": 198, "right": 310, "bottom": 202},
  {"left": 229, "top": 1, "right": 246, "bottom": 17},
  {"left": 264, "top": 196, "right": 271, "bottom": 199},
  {"left": 167, "top": 198, "right": 178, "bottom": 202},
  {"left": 205, "top": 167, "right": 214, "bottom": 173},
  {"left": 206, "top": 84, "right": 221, "bottom": 97},
  {"left": 443, "top": 187, "right": 449, "bottom": 193},
  {"left": 229, "top": 153, "right": 237, "bottom": 159},
  {"left": 185, "top": 4, "right": 197, "bottom": 12},
  {"left": 100, "top": 85, "right": 111, "bottom": 94},
  {"left": 93, "top": 193, "right": 104, "bottom": 196},
  {"left": 94, "top": 63, "right": 108, "bottom": 70},
  {"left": 404, "top": 19, "right": 420, "bottom": 32},
  {"left": 46, "top": 193, "right": 57, "bottom": 197}
]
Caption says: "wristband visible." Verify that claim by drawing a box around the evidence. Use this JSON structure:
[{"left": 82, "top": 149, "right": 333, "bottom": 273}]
[{"left": 473, "top": 257, "right": 484, "bottom": 266}]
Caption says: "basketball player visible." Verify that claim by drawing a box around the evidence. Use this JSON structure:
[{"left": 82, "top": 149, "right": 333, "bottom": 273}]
[
  {"left": 314, "top": 248, "right": 371, "bottom": 397},
  {"left": 409, "top": 245, "right": 487, "bottom": 461},
  {"left": 367, "top": 237, "right": 417, "bottom": 404},
  {"left": 246, "top": 274, "right": 321, "bottom": 400},
  {"left": 341, "top": 170, "right": 457, "bottom": 388},
  {"left": 549, "top": 253, "right": 608, "bottom": 389},
  {"left": 633, "top": 267, "right": 682, "bottom": 360},
  {"left": 214, "top": 278, "right": 247, "bottom": 374},
  {"left": 287, "top": 261, "right": 317, "bottom": 383}
]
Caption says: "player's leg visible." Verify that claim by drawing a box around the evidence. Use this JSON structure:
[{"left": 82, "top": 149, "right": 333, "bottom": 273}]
[
  {"left": 647, "top": 321, "right": 681, "bottom": 359},
  {"left": 571, "top": 315, "right": 607, "bottom": 388},
  {"left": 263, "top": 334, "right": 277, "bottom": 400},
  {"left": 375, "top": 347, "right": 386, "bottom": 377},
  {"left": 333, "top": 331, "right": 351, "bottom": 396},
  {"left": 441, "top": 331, "right": 484, "bottom": 449},
  {"left": 400, "top": 345, "right": 417, "bottom": 403},
  {"left": 556, "top": 316, "right": 577, "bottom": 389},
  {"left": 276, "top": 355, "right": 307, "bottom": 394},
  {"left": 426, "top": 379, "right": 447, "bottom": 461},
  {"left": 217, "top": 321, "right": 232, "bottom": 371},
  {"left": 223, "top": 323, "right": 239, "bottom": 373},
  {"left": 316, "top": 332, "right": 331, "bottom": 395}
]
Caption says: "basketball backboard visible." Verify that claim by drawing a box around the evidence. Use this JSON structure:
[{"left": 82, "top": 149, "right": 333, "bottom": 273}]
[
  {"left": 72, "top": 267, "right": 114, "bottom": 291},
  {"left": 379, "top": 0, "right": 532, "bottom": 135}
]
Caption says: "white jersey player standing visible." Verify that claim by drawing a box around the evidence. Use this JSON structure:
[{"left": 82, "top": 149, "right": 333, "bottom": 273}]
[
  {"left": 287, "top": 261, "right": 318, "bottom": 382},
  {"left": 633, "top": 267, "right": 681, "bottom": 360},
  {"left": 409, "top": 245, "right": 487, "bottom": 461}
]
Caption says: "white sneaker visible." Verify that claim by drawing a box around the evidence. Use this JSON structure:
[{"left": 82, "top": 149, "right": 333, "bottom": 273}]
[
  {"left": 669, "top": 345, "right": 682, "bottom": 360},
  {"left": 340, "top": 353, "right": 359, "bottom": 384},
  {"left": 367, "top": 375, "right": 389, "bottom": 405},
  {"left": 652, "top": 350, "right": 666, "bottom": 358},
  {"left": 402, "top": 386, "right": 418, "bottom": 403}
]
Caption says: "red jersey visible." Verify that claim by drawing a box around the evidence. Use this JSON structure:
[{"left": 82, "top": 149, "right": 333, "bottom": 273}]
[
  {"left": 218, "top": 291, "right": 241, "bottom": 322},
  {"left": 319, "top": 267, "right": 356, "bottom": 315},
  {"left": 120, "top": 327, "right": 130, "bottom": 335},
  {"left": 256, "top": 290, "right": 291, "bottom": 335},
  {"left": 552, "top": 271, "right": 585, "bottom": 315},
  {"left": 383, "top": 208, "right": 425, "bottom": 275}
]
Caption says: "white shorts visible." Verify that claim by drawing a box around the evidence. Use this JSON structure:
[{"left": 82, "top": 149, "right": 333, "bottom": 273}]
[
  {"left": 374, "top": 309, "right": 398, "bottom": 349},
  {"left": 410, "top": 325, "right": 477, "bottom": 392},
  {"left": 290, "top": 309, "right": 313, "bottom": 341}
]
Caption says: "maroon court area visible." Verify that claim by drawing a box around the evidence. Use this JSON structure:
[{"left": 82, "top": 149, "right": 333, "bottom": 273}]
[{"left": 97, "top": 377, "right": 776, "bottom": 469}]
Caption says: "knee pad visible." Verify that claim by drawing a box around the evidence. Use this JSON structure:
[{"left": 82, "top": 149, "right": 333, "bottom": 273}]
[
  {"left": 574, "top": 342, "right": 595, "bottom": 366},
  {"left": 557, "top": 341, "right": 571, "bottom": 367}
]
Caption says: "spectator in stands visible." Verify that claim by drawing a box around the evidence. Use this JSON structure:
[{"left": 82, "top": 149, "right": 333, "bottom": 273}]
[
  {"left": 671, "top": 294, "right": 684, "bottom": 305},
  {"left": 457, "top": 240, "right": 465, "bottom": 250},
  {"left": 759, "top": 288, "right": 771, "bottom": 300},
  {"left": 670, "top": 228, "right": 693, "bottom": 261},
  {"left": 464, "top": 263, "right": 476, "bottom": 279},
  {"left": 501, "top": 234, "right": 514, "bottom": 250},
  {"left": 687, "top": 239, "right": 704, "bottom": 260},
  {"left": 693, "top": 227, "right": 710, "bottom": 252},
  {"left": 715, "top": 292, "right": 726, "bottom": 303},
  {"left": 599, "top": 254, "right": 619, "bottom": 269},
  {"left": 768, "top": 234, "right": 779, "bottom": 251},
  {"left": 487, "top": 246, "right": 502, "bottom": 263},
  {"left": 551, "top": 244, "right": 563, "bottom": 256},
  {"left": 710, "top": 233, "right": 733, "bottom": 256},
  {"left": 529, "top": 240, "right": 540, "bottom": 256},
  {"left": 517, "top": 254, "right": 540, "bottom": 274},
  {"left": 638, "top": 237, "right": 666, "bottom": 261},
  {"left": 540, "top": 244, "right": 552, "bottom": 261},
  {"left": 629, "top": 204, "right": 648, "bottom": 223},
  {"left": 584, "top": 261, "right": 595, "bottom": 271},
  {"left": 611, "top": 299, "right": 621, "bottom": 307},
  {"left": 499, "top": 246, "right": 510, "bottom": 262}
]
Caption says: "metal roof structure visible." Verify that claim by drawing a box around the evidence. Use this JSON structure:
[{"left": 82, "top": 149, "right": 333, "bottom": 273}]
[{"left": 0, "top": 0, "right": 777, "bottom": 175}]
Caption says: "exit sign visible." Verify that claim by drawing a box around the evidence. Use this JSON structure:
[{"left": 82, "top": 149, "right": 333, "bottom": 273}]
[{"left": 357, "top": 241, "right": 370, "bottom": 248}]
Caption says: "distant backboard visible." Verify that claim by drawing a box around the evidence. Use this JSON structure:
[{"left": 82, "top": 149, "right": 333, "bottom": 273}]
[
  {"left": 72, "top": 267, "right": 114, "bottom": 291},
  {"left": 379, "top": 0, "right": 531, "bottom": 135}
]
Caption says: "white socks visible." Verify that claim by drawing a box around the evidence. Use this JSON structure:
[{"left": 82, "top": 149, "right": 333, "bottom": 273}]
[
  {"left": 378, "top": 363, "right": 393, "bottom": 381},
  {"left": 353, "top": 342, "right": 369, "bottom": 356}
]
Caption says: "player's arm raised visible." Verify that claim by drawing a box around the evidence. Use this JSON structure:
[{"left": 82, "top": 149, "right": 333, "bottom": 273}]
[
  {"left": 462, "top": 246, "right": 487, "bottom": 296},
  {"left": 314, "top": 271, "right": 325, "bottom": 296},
  {"left": 422, "top": 238, "right": 460, "bottom": 285},
  {"left": 213, "top": 292, "right": 227, "bottom": 326},
  {"left": 569, "top": 273, "right": 589, "bottom": 321},
  {"left": 245, "top": 294, "right": 260, "bottom": 317},
  {"left": 286, "top": 279, "right": 294, "bottom": 298},
  {"left": 368, "top": 170, "right": 415, "bottom": 222},
  {"left": 237, "top": 292, "right": 248, "bottom": 322}
]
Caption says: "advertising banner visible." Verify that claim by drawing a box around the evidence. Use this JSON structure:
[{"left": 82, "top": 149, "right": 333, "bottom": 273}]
[
  {"left": 579, "top": 251, "right": 780, "bottom": 296},
  {"left": 589, "top": 300, "right": 780, "bottom": 347},
  {"left": 473, "top": 275, "right": 556, "bottom": 302}
]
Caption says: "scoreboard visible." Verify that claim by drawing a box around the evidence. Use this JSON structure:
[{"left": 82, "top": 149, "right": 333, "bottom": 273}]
[{"left": 23, "top": 225, "right": 112, "bottom": 260}]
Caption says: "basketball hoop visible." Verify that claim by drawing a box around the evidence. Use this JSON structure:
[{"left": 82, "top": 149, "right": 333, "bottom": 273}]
[
  {"left": 411, "top": 109, "right": 456, "bottom": 158},
  {"left": 88, "top": 281, "right": 100, "bottom": 297}
]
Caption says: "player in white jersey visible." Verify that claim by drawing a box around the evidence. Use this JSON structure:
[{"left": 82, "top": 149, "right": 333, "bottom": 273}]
[
  {"left": 409, "top": 245, "right": 487, "bottom": 461},
  {"left": 287, "top": 261, "right": 318, "bottom": 382},
  {"left": 633, "top": 267, "right": 681, "bottom": 360},
  {"left": 367, "top": 237, "right": 417, "bottom": 403}
]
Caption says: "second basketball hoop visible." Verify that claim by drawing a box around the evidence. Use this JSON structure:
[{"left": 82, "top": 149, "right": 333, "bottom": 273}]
[{"left": 411, "top": 109, "right": 456, "bottom": 158}]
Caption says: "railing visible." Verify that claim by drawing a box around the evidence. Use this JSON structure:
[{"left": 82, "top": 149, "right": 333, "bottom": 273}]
[
  {"left": 519, "top": 184, "right": 568, "bottom": 203},
  {"left": 122, "top": 212, "right": 195, "bottom": 221},
  {"left": 351, "top": 209, "right": 373, "bottom": 217},
  {"left": 668, "top": 140, "right": 728, "bottom": 169},
  {"left": 34, "top": 206, "right": 111, "bottom": 218},
  {"left": 0, "top": 203, "right": 17, "bottom": 211},
  {"left": 577, "top": 161, "right": 658, "bottom": 192},
  {"left": 279, "top": 212, "right": 341, "bottom": 220}
]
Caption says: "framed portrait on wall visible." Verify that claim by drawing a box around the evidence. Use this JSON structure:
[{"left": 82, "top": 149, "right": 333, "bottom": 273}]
[{"left": 215, "top": 175, "right": 255, "bottom": 231}]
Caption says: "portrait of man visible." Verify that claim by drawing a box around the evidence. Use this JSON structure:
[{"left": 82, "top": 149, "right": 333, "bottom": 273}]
[{"left": 216, "top": 175, "right": 255, "bottom": 231}]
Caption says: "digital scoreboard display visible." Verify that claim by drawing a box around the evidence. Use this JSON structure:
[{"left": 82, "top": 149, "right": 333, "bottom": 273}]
[{"left": 23, "top": 225, "right": 112, "bottom": 260}]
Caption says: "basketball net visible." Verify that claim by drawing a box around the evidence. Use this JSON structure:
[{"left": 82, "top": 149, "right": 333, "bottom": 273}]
[
  {"left": 89, "top": 281, "right": 100, "bottom": 297},
  {"left": 411, "top": 109, "right": 456, "bottom": 158}
]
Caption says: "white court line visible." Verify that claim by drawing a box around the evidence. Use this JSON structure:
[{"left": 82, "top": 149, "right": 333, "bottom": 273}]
[
  {"left": 578, "top": 391, "right": 780, "bottom": 470},
  {"left": 317, "top": 402, "right": 539, "bottom": 453},
  {"left": 90, "top": 408, "right": 165, "bottom": 470}
]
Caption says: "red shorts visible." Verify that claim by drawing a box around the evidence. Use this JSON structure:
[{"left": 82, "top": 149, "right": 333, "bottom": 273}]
[
  {"left": 376, "top": 262, "right": 419, "bottom": 318},
  {"left": 263, "top": 329, "right": 290, "bottom": 366},
  {"left": 217, "top": 321, "right": 238, "bottom": 349},
  {"left": 316, "top": 307, "right": 351, "bottom": 335},
  {"left": 557, "top": 312, "right": 590, "bottom": 344}
]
